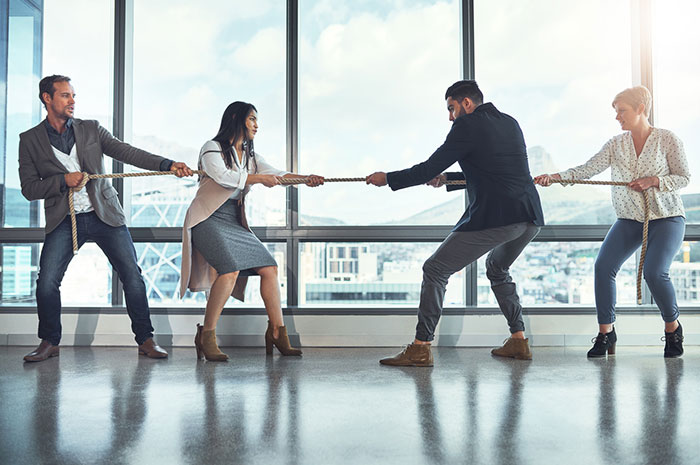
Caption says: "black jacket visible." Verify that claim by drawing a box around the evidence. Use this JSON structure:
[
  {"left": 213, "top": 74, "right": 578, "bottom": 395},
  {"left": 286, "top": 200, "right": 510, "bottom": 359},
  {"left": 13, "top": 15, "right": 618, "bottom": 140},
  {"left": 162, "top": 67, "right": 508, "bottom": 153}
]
[{"left": 386, "top": 103, "right": 545, "bottom": 232}]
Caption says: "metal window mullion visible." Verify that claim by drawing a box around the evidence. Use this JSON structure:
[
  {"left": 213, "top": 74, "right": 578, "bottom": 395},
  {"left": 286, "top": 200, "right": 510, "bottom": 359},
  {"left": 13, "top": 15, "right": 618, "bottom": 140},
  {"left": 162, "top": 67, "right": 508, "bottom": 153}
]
[
  {"left": 462, "top": 0, "right": 476, "bottom": 305},
  {"left": 631, "top": 0, "right": 654, "bottom": 305},
  {"left": 111, "top": 0, "right": 132, "bottom": 306},
  {"left": 461, "top": 0, "right": 475, "bottom": 81},
  {"left": 286, "top": 0, "right": 299, "bottom": 306}
]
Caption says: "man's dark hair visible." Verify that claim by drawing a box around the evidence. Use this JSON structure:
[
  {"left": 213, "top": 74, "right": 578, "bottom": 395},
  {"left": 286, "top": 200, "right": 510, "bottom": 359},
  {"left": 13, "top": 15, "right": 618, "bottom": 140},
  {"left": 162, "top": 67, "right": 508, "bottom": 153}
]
[
  {"left": 444, "top": 80, "right": 483, "bottom": 105},
  {"left": 39, "top": 75, "right": 71, "bottom": 108}
]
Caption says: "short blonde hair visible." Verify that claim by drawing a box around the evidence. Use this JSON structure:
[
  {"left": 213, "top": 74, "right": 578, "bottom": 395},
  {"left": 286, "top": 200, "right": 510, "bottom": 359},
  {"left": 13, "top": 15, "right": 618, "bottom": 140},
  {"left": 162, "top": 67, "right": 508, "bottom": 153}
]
[{"left": 612, "top": 85, "right": 652, "bottom": 118}]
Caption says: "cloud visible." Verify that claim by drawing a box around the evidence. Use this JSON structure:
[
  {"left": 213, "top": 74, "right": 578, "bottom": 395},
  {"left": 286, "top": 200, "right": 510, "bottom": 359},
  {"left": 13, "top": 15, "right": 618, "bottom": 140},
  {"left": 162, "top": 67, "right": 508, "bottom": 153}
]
[{"left": 231, "top": 27, "right": 285, "bottom": 72}]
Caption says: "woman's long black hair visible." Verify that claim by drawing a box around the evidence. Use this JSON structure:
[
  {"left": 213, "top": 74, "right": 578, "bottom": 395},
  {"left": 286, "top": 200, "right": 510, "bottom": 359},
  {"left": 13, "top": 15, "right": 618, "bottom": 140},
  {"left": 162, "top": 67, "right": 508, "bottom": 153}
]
[{"left": 212, "top": 101, "right": 258, "bottom": 172}]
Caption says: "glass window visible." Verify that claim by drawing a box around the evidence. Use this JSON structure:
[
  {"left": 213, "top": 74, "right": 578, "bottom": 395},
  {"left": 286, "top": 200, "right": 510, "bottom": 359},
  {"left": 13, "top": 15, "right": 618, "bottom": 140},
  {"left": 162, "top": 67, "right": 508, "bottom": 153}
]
[
  {"left": 136, "top": 242, "right": 286, "bottom": 307},
  {"left": 4, "top": 0, "right": 113, "bottom": 228},
  {"left": 300, "top": 242, "right": 464, "bottom": 306},
  {"left": 652, "top": 0, "right": 700, "bottom": 212},
  {"left": 298, "top": 0, "right": 464, "bottom": 226},
  {"left": 127, "top": 0, "right": 286, "bottom": 228},
  {"left": 477, "top": 242, "right": 638, "bottom": 306},
  {"left": 671, "top": 241, "right": 700, "bottom": 305},
  {"left": 4, "top": 0, "right": 42, "bottom": 228},
  {"left": 474, "top": 0, "right": 633, "bottom": 225},
  {"left": 1, "top": 243, "right": 111, "bottom": 306}
]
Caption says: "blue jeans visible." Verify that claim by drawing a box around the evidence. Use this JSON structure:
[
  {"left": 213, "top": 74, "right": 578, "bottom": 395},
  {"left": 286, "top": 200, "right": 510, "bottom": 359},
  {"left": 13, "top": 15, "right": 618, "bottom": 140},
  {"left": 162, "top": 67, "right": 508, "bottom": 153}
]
[
  {"left": 595, "top": 217, "right": 685, "bottom": 325},
  {"left": 36, "top": 212, "right": 154, "bottom": 345}
]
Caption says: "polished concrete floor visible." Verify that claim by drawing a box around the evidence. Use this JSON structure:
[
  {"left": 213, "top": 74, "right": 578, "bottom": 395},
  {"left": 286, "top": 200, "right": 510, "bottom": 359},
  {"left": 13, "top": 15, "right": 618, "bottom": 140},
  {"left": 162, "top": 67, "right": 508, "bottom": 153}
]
[{"left": 0, "top": 346, "right": 698, "bottom": 465}]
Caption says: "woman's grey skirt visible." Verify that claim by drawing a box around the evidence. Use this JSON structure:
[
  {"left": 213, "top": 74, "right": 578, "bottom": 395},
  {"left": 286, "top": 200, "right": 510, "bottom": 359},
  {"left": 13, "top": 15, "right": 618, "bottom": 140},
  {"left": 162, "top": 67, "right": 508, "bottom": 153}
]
[{"left": 191, "top": 199, "right": 277, "bottom": 277}]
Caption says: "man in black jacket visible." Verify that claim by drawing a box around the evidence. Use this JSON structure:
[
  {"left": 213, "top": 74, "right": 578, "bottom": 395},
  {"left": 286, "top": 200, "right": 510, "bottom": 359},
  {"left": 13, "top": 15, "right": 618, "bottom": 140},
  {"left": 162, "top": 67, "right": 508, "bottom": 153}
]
[{"left": 366, "top": 80, "right": 544, "bottom": 366}]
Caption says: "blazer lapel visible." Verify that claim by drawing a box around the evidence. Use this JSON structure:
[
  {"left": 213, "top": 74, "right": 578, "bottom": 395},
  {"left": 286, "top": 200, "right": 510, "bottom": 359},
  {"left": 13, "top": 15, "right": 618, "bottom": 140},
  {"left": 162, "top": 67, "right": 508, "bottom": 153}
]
[
  {"left": 72, "top": 119, "right": 88, "bottom": 169},
  {"left": 34, "top": 123, "right": 68, "bottom": 173}
]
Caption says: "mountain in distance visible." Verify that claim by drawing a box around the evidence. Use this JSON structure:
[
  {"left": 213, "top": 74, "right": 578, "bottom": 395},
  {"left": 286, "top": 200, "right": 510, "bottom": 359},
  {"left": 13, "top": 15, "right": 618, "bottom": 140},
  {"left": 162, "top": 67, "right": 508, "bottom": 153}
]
[
  {"left": 116, "top": 138, "right": 700, "bottom": 226},
  {"left": 527, "top": 145, "right": 559, "bottom": 175}
]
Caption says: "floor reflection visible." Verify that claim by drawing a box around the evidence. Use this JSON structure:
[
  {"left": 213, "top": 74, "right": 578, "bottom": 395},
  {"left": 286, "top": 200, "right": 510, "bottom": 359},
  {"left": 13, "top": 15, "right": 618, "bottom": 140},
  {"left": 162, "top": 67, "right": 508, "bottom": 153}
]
[
  {"left": 29, "top": 358, "right": 64, "bottom": 465},
  {"left": 101, "top": 357, "right": 155, "bottom": 465},
  {"left": 596, "top": 358, "right": 619, "bottom": 463},
  {"left": 493, "top": 358, "right": 529, "bottom": 465},
  {"left": 0, "top": 347, "right": 697, "bottom": 465},
  {"left": 403, "top": 369, "right": 445, "bottom": 465},
  {"left": 181, "top": 357, "right": 301, "bottom": 465},
  {"left": 640, "top": 359, "right": 683, "bottom": 465}
]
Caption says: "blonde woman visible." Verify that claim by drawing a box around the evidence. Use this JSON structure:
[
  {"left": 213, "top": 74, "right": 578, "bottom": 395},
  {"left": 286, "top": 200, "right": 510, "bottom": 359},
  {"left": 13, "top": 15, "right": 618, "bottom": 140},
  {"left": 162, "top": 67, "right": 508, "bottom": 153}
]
[{"left": 535, "top": 86, "right": 689, "bottom": 358}]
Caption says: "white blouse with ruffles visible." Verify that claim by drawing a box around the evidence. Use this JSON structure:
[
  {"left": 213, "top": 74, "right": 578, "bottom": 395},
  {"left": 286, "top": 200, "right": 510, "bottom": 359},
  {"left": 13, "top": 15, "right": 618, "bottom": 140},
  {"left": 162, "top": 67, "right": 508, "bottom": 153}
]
[
  {"left": 198, "top": 140, "right": 288, "bottom": 199},
  {"left": 557, "top": 128, "right": 690, "bottom": 222}
]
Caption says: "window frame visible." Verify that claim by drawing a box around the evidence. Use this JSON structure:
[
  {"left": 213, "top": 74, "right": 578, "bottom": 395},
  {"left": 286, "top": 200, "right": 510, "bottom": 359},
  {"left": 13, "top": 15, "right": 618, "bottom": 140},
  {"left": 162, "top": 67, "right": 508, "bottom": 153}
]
[{"left": 2, "top": 0, "right": 700, "bottom": 315}]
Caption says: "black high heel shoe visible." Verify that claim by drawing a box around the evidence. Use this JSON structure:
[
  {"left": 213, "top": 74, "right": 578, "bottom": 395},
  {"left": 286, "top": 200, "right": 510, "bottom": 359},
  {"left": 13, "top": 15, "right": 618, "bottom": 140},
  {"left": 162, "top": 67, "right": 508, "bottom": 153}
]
[
  {"left": 662, "top": 321, "right": 684, "bottom": 358},
  {"left": 587, "top": 327, "right": 617, "bottom": 358}
]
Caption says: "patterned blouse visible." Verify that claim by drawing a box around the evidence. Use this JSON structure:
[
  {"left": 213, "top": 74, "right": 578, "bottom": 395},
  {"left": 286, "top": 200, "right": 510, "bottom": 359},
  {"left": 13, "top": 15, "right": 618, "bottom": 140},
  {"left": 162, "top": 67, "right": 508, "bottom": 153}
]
[{"left": 557, "top": 128, "right": 690, "bottom": 222}]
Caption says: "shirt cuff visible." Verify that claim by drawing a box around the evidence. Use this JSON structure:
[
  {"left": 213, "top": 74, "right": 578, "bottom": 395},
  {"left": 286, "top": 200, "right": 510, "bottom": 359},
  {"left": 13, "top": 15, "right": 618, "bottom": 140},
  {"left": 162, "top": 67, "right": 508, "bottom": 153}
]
[
  {"left": 557, "top": 170, "right": 575, "bottom": 185},
  {"left": 160, "top": 159, "right": 173, "bottom": 172}
]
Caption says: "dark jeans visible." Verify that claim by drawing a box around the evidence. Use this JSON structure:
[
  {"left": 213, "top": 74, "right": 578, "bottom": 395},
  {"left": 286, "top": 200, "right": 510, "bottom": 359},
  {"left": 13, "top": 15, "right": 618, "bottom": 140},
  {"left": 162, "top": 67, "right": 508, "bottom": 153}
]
[
  {"left": 416, "top": 222, "right": 541, "bottom": 342},
  {"left": 36, "top": 212, "right": 154, "bottom": 345}
]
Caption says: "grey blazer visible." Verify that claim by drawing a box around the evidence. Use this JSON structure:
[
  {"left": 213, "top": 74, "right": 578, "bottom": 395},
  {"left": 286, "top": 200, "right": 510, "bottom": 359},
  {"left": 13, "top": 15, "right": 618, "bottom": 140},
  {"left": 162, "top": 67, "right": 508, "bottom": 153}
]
[{"left": 18, "top": 118, "right": 169, "bottom": 233}]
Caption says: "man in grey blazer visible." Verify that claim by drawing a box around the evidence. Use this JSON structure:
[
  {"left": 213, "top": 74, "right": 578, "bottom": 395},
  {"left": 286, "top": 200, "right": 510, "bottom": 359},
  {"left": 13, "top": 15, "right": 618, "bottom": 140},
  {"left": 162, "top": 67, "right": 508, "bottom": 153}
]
[{"left": 19, "top": 74, "right": 193, "bottom": 362}]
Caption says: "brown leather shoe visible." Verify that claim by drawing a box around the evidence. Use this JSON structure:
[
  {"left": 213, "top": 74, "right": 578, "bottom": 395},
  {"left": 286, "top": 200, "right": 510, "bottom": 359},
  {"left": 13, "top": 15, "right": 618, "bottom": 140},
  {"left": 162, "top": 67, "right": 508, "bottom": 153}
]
[
  {"left": 23, "top": 340, "right": 60, "bottom": 362},
  {"left": 491, "top": 337, "right": 532, "bottom": 360},
  {"left": 380, "top": 343, "right": 433, "bottom": 367},
  {"left": 138, "top": 338, "right": 168, "bottom": 359}
]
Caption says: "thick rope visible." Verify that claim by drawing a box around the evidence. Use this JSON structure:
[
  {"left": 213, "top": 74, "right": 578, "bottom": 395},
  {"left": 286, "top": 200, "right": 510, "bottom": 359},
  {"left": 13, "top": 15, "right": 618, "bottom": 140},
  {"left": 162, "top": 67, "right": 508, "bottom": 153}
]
[
  {"left": 69, "top": 172, "right": 651, "bottom": 304},
  {"left": 69, "top": 170, "right": 203, "bottom": 255},
  {"left": 549, "top": 178, "right": 650, "bottom": 305}
]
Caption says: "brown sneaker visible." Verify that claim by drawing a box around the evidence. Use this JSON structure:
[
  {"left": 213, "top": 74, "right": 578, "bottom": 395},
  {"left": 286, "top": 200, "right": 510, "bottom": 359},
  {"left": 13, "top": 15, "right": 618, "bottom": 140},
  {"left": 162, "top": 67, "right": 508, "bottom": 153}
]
[
  {"left": 491, "top": 337, "right": 532, "bottom": 360},
  {"left": 380, "top": 343, "right": 434, "bottom": 367}
]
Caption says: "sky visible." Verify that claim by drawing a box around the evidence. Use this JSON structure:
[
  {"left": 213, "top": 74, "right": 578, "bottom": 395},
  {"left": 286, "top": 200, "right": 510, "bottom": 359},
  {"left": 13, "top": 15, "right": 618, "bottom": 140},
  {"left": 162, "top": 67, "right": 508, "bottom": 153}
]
[{"left": 11, "top": 0, "right": 699, "bottom": 225}]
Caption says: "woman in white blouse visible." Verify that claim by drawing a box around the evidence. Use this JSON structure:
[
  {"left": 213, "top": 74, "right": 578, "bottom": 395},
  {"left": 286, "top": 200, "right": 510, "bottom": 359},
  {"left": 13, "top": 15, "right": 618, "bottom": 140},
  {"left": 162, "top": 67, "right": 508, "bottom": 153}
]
[
  {"left": 534, "top": 86, "right": 689, "bottom": 358},
  {"left": 181, "top": 101, "right": 323, "bottom": 361}
]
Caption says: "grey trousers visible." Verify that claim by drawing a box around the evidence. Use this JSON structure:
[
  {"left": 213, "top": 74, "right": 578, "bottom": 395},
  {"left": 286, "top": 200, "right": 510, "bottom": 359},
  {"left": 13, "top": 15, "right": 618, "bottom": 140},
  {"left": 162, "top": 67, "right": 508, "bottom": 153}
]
[{"left": 416, "top": 222, "right": 541, "bottom": 342}]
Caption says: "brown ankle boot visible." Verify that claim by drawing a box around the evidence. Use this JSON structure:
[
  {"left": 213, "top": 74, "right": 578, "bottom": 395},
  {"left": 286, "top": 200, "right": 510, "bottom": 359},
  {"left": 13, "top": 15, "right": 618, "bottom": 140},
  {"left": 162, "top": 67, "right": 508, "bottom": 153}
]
[
  {"left": 491, "top": 337, "right": 532, "bottom": 360},
  {"left": 197, "top": 324, "right": 229, "bottom": 361},
  {"left": 265, "top": 321, "right": 302, "bottom": 356},
  {"left": 380, "top": 343, "right": 433, "bottom": 367}
]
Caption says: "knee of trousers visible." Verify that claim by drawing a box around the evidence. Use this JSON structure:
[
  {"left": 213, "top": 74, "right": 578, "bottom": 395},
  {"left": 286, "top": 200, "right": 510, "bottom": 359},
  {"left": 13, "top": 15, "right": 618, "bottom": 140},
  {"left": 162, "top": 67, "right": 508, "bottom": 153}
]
[
  {"left": 643, "top": 269, "right": 670, "bottom": 286},
  {"left": 485, "top": 258, "right": 508, "bottom": 283},
  {"left": 36, "top": 274, "right": 62, "bottom": 298},
  {"left": 422, "top": 258, "right": 450, "bottom": 287},
  {"left": 594, "top": 256, "right": 619, "bottom": 279},
  {"left": 120, "top": 271, "right": 147, "bottom": 291}
]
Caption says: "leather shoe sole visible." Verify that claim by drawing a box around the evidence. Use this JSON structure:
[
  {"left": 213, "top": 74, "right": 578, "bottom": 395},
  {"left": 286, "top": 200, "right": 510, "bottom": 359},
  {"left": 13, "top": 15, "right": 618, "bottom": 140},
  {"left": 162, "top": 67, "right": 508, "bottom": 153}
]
[
  {"left": 138, "top": 348, "right": 168, "bottom": 359},
  {"left": 379, "top": 359, "right": 433, "bottom": 367},
  {"left": 23, "top": 349, "right": 59, "bottom": 363}
]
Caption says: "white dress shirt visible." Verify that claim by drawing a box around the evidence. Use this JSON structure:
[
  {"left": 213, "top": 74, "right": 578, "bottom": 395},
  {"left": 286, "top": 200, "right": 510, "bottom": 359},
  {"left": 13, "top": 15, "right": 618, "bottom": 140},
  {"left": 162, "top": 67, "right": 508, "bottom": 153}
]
[
  {"left": 51, "top": 145, "right": 94, "bottom": 213},
  {"left": 198, "top": 140, "right": 288, "bottom": 198},
  {"left": 557, "top": 128, "right": 690, "bottom": 222}
]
